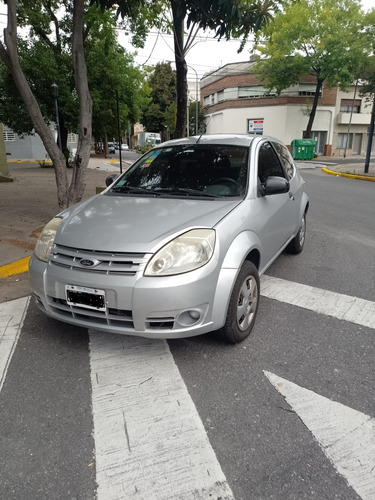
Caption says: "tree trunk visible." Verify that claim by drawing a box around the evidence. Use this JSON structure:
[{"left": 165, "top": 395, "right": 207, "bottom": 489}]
[
  {"left": 171, "top": 0, "right": 188, "bottom": 139},
  {"left": 0, "top": 0, "right": 92, "bottom": 210},
  {"left": 304, "top": 77, "right": 325, "bottom": 139},
  {"left": 0, "top": 0, "right": 69, "bottom": 209},
  {"left": 70, "top": 0, "right": 92, "bottom": 205}
]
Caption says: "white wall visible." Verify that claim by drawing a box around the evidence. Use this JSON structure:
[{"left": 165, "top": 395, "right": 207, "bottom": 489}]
[{"left": 205, "top": 104, "right": 335, "bottom": 145}]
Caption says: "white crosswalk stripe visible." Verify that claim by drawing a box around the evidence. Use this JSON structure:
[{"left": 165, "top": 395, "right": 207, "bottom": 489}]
[
  {"left": 0, "top": 297, "right": 29, "bottom": 393},
  {"left": 89, "top": 332, "right": 234, "bottom": 500},
  {"left": 265, "top": 371, "right": 375, "bottom": 500},
  {"left": 261, "top": 275, "right": 375, "bottom": 329},
  {"left": 0, "top": 276, "right": 374, "bottom": 499}
]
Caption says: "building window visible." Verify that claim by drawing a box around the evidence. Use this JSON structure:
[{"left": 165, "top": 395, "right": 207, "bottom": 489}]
[
  {"left": 203, "top": 95, "right": 210, "bottom": 107},
  {"left": 239, "top": 86, "right": 274, "bottom": 98},
  {"left": 340, "top": 99, "right": 361, "bottom": 113},
  {"left": 217, "top": 90, "right": 224, "bottom": 102},
  {"left": 3, "top": 130, "right": 15, "bottom": 141},
  {"left": 298, "top": 83, "right": 321, "bottom": 96},
  {"left": 337, "top": 133, "right": 353, "bottom": 149}
]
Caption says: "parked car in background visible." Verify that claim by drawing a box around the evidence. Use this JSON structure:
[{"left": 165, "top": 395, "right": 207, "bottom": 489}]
[
  {"left": 120, "top": 143, "right": 129, "bottom": 150},
  {"left": 29, "top": 134, "right": 309, "bottom": 344},
  {"left": 108, "top": 142, "right": 115, "bottom": 154}
]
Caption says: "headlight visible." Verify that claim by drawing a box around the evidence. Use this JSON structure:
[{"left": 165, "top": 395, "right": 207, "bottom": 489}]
[
  {"left": 34, "top": 217, "right": 63, "bottom": 262},
  {"left": 145, "top": 229, "right": 216, "bottom": 276}
]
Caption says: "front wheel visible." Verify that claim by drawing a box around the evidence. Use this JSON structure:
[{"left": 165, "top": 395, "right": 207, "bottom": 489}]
[
  {"left": 216, "top": 261, "right": 260, "bottom": 344},
  {"left": 287, "top": 213, "right": 306, "bottom": 254}
]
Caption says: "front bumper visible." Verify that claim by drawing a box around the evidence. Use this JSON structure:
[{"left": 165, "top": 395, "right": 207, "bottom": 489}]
[{"left": 29, "top": 253, "right": 223, "bottom": 339}]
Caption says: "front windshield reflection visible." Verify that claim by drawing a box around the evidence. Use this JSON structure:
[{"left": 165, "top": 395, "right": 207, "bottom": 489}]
[{"left": 111, "top": 144, "right": 249, "bottom": 198}]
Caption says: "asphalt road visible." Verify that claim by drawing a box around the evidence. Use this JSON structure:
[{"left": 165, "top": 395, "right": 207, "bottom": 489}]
[{"left": 0, "top": 167, "right": 374, "bottom": 500}]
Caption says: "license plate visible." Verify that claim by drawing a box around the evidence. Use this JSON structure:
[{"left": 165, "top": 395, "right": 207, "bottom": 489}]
[{"left": 66, "top": 285, "right": 106, "bottom": 311}]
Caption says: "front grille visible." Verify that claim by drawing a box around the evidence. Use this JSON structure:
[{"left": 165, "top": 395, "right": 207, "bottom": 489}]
[
  {"left": 47, "top": 296, "right": 134, "bottom": 329},
  {"left": 50, "top": 244, "right": 148, "bottom": 276}
]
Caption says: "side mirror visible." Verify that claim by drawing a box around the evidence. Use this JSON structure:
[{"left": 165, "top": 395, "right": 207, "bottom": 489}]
[
  {"left": 263, "top": 176, "right": 289, "bottom": 195},
  {"left": 105, "top": 174, "right": 119, "bottom": 187}
]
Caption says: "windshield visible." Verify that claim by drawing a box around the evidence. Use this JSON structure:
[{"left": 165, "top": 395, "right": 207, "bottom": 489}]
[{"left": 109, "top": 144, "right": 249, "bottom": 198}]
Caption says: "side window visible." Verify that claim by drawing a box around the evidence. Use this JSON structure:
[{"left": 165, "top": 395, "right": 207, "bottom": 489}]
[
  {"left": 272, "top": 142, "right": 295, "bottom": 180},
  {"left": 257, "top": 142, "right": 285, "bottom": 183}
]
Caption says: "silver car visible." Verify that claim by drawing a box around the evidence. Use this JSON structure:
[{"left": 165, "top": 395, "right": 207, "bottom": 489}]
[{"left": 29, "top": 134, "right": 309, "bottom": 344}]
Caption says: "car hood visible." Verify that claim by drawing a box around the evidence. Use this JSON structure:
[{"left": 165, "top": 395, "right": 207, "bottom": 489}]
[{"left": 56, "top": 194, "right": 241, "bottom": 253}]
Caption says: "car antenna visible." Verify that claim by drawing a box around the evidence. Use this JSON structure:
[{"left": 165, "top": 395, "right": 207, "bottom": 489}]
[{"left": 196, "top": 116, "right": 211, "bottom": 143}]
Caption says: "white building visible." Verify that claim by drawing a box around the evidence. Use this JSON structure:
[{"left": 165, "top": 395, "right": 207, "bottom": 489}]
[
  {"left": 200, "top": 60, "right": 374, "bottom": 157},
  {"left": 3, "top": 124, "right": 78, "bottom": 161}
]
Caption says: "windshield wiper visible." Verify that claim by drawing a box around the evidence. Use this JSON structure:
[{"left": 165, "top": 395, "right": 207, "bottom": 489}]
[
  {"left": 111, "top": 185, "right": 160, "bottom": 195},
  {"left": 154, "top": 187, "right": 217, "bottom": 198}
]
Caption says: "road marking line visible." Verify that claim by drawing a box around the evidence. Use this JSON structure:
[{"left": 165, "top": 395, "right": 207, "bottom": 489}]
[
  {"left": 0, "top": 256, "right": 30, "bottom": 278},
  {"left": 89, "top": 331, "right": 234, "bottom": 500},
  {"left": 261, "top": 275, "right": 375, "bottom": 329},
  {"left": 265, "top": 371, "right": 375, "bottom": 500},
  {"left": 0, "top": 297, "right": 30, "bottom": 393}
]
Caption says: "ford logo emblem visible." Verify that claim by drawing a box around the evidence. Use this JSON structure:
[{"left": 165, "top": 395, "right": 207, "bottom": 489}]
[{"left": 79, "top": 258, "right": 101, "bottom": 268}]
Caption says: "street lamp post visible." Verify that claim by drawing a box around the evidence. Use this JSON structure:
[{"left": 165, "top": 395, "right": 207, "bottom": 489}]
[
  {"left": 51, "top": 83, "right": 62, "bottom": 150},
  {"left": 116, "top": 90, "right": 123, "bottom": 174},
  {"left": 364, "top": 97, "right": 375, "bottom": 174},
  {"left": 187, "top": 65, "right": 199, "bottom": 135}
]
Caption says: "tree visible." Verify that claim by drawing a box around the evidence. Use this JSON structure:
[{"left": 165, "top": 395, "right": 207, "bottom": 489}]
[
  {"left": 254, "top": 0, "right": 373, "bottom": 138},
  {"left": 93, "top": 0, "right": 275, "bottom": 138},
  {"left": 0, "top": 0, "right": 91, "bottom": 209},
  {"left": 0, "top": 1, "right": 150, "bottom": 207},
  {"left": 169, "top": 0, "right": 275, "bottom": 138},
  {"left": 84, "top": 6, "right": 151, "bottom": 149},
  {"left": 141, "top": 62, "right": 176, "bottom": 137}
]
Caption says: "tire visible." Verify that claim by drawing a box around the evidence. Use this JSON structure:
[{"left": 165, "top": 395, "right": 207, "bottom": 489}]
[
  {"left": 216, "top": 261, "right": 260, "bottom": 344},
  {"left": 287, "top": 212, "right": 306, "bottom": 254}
]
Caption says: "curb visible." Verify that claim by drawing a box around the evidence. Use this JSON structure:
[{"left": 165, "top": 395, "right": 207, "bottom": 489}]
[
  {"left": 322, "top": 167, "right": 375, "bottom": 182},
  {"left": 0, "top": 256, "right": 30, "bottom": 278}
]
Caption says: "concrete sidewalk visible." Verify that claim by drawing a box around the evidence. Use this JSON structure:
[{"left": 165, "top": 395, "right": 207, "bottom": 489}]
[{"left": 0, "top": 154, "right": 374, "bottom": 303}]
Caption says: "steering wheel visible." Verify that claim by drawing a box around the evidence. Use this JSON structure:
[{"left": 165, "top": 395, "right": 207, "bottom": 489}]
[{"left": 215, "top": 177, "right": 239, "bottom": 186}]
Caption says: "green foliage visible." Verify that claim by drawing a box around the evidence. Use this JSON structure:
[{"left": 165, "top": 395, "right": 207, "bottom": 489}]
[
  {"left": 186, "top": 0, "right": 276, "bottom": 50},
  {"left": 85, "top": 6, "right": 151, "bottom": 141},
  {"left": 141, "top": 62, "right": 177, "bottom": 134},
  {"left": 0, "top": 2, "right": 150, "bottom": 148},
  {"left": 255, "top": 0, "right": 372, "bottom": 93},
  {"left": 90, "top": 0, "right": 170, "bottom": 47},
  {"left": 254, "top": 0, "right": 373, "bottom": 136},
  {"left": 359, "top": 10, "right": 375, "bottom": 97},
  {"left": 93, "top": 0, "right": 277, "bottom": 137}
]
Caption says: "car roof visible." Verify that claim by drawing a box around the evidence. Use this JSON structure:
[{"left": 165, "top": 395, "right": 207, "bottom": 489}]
[{"left": 158, "top": 134, "right": 287, "bottom": 149}]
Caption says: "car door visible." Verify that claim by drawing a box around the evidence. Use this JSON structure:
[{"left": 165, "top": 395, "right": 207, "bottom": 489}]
[{"left": 256, "top": 141, "right": 297, "bottom": 270}]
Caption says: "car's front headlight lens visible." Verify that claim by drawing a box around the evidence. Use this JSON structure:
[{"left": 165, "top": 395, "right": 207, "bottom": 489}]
[
  {"left": 145, "top": 229, "right": 216, "bottom": 276},
  {"left": 34, "top": 217, "right": 63, "bottom": 262}
]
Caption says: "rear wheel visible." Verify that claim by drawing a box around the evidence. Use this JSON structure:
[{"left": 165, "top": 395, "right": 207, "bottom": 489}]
[
  {"left": 287, "top": 212, "right": 306, "bottom": 254},
  {"left": 216, "top": 261, "right": 260, "bottom": 344}
]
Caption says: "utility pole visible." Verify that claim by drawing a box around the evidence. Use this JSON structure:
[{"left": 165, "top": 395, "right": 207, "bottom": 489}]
[{"left": 364, "top": 96, "right": 375, "bottom": 174}]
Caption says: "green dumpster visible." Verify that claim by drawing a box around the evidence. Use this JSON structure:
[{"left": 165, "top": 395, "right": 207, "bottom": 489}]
[{"left": 291, "top": 139, "right": 316, "bottom": 160}]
